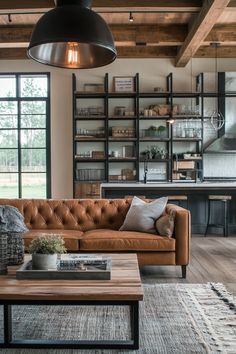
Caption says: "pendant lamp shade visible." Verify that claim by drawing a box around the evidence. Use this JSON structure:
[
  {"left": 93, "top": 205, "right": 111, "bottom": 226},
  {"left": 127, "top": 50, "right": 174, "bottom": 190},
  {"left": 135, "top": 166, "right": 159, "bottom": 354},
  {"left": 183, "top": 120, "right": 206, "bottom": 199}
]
[{"left": 27, "top": 0, "right": 117, "bottom": 69}]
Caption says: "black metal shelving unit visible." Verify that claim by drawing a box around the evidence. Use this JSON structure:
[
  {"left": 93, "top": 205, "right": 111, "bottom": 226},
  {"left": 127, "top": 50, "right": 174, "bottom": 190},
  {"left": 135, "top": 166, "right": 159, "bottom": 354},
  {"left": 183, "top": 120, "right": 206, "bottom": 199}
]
[{"left": 73, "top": 72, "right": 229, "bottom": 197}]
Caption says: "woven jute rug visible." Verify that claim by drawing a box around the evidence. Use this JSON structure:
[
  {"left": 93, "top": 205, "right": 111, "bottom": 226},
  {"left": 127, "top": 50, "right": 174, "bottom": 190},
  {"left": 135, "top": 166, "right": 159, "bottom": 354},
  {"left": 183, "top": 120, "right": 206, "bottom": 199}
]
[{"left": 0, "top": 283, "right": 235, "bottom": 354}]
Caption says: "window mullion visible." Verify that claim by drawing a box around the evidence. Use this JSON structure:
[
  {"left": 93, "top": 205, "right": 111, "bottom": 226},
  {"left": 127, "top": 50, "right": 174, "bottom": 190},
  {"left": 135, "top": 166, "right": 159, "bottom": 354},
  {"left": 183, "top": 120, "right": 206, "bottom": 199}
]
[{"left": 16, "top": 74, "right": 22, "bottom": 199}]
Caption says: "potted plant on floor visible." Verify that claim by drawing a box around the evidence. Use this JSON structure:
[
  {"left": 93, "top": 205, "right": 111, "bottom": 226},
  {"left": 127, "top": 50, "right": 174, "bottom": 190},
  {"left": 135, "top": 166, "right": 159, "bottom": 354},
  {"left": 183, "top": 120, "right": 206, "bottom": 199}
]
[{"left": 29, "top": 234, "right": 66, "bottom": 270}]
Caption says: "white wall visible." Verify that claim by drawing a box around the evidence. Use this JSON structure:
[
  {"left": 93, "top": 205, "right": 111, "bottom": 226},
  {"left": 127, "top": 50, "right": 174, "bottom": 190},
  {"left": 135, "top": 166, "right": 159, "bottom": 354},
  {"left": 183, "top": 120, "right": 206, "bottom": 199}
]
[{"left": 1, "top": 58, "right": 236, "bottom": 197}]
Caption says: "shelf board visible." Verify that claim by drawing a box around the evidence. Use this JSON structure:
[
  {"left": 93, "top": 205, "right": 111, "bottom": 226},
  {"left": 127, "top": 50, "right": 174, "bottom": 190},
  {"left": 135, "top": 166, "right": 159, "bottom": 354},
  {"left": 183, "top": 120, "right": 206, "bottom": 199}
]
[
  {"left": 74, "top": 92, "right": 106, "bottom": 98},
  {"left": 172, "top": 92, "right": 201, "bottom": 98},
  {"left": 139, "top": 92, "right": 170, "bottom": 98},
  {"left": 75, "top": 158, "right": 106, "bottom": 162},
  {"left": 172, "top": 138, "right": 202, "bottom": 142},
  {"left": 172, "top": 115, "right": 201, "bottom": 119},
  {"left": 172, "top": 179, "right": 197, "bottom": 183},
  {"left": 108, "top": 180, "right": 137, "bottom": 183},
  {"left": 139, "top": 138, "right": 170, "bottom": 142},
  {"left": 139, "top": 158, "right": 169, "bottom": 162},
  {"left": 75, "top": 137, "right": 106, "bottom": 141},
  {"left": 108, "top": 157, "right": 137, "bottom": 162},
  {"left": 75, "top": 180, "right": 107, "bottom": 183},
  {"left": 139, "top": 116, "right": 169, "bottom": 120},
  {"left": 173, "top": 169, "right": 201, "bottom": 172},
  {"left": 109, "top": 116, "right": 137, "bottom": 120},
  {"left": 173, "top": 158, "right": 202, "bottom": 161},
  {"left": 109, "top": 137, "right": 137, "bottom": 141},
  {"left": 109, "top": 92, "right": 137, "bottom": 98},
  {"left": 75, "top": 116, "right": 106, "bottom": 120}
]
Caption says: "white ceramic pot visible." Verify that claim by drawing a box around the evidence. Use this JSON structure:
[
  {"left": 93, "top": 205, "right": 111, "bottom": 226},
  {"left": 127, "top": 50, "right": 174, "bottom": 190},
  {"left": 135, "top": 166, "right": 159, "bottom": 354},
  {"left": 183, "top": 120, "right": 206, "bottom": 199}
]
[{"left": 32, "top": 253, "right": 58, "bottom": 270}]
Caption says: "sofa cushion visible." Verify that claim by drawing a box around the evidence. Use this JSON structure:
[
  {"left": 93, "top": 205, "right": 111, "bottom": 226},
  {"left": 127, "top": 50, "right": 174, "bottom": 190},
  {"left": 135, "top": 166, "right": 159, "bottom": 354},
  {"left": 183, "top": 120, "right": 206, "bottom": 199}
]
[
  {"left": 80, "top": 229, "right": 175, "bottom": 251},
  {"left": 120, "top": 196, "right": 167, "bottom": 234},
  {"left": 155, "top": 209, "right": 176, "bottom": 237},
  {"left": 23, "top": 230, "right": 83, "bottom": 251}
]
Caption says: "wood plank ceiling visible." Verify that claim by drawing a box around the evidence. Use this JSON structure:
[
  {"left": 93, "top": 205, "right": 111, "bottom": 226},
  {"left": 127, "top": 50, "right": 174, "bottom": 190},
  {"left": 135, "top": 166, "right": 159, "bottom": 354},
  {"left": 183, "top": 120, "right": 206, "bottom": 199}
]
[{"left": 0, "top": 0, "right": 236, "bottom": 66}]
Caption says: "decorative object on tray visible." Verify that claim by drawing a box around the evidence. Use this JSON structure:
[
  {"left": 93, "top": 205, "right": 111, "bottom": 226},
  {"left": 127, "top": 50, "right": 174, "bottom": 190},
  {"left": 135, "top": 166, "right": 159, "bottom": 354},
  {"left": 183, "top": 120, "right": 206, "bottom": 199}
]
[
  {"left": 28, "top": 234, "right": 66, "bottom": 270},
  {"left": 113, "top": 76, "right": 134, "bottom": 92},
  {"left": 16, "top": 254, "right": 112, "bottom": 280}
]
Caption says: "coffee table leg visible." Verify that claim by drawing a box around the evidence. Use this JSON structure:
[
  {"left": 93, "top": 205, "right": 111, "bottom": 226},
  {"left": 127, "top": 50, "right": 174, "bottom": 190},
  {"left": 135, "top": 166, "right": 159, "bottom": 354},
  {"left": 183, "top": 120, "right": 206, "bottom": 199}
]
[
  {"left": 4, "top": 305, "right": 12, "bottom": 345},
  {"left": 130, "top": 301, "right": 139, "bottom": 349}
]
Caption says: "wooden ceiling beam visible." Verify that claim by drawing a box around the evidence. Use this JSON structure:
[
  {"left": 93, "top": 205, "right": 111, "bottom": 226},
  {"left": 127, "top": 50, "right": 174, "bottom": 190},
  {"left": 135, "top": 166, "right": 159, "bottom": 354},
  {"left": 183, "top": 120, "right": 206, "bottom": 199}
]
[
  {"left": 2, "top": 45, "right": 236, "bottom": 60},
  {"left": 112, "top": 24, "right": 187, "bottom": 44},
  {"left": 117, "top": 46, "right": 177, "bottom": 58},
  {"left": 196, "top": 45, "right": 236, "bottom": 57},
  {"left": 0, "top": 1, "right": 54, "bottom": 10},
  {"left": 0, "top": 0, "right": 203, "bottom": 12},
  {"left": 228, "top": 0, "right": 236, "bottom": 6},
  {"left": 175, "top": 0, "right": 231, "bottom": 67},
  {"left": 0, "top": 25, "right": 32, "bottom": 42},
  {"left": 0, "top": 24, "right": 188, "bottom": 45},
  {"left": 1, "top": 23, "right": 236, "bottom": 47},
  {"left": 0, "top": 47, "right": 27, "bottom": 59},
  {"left": 205, "top": 24, "right": 236, "bottom": 44}
]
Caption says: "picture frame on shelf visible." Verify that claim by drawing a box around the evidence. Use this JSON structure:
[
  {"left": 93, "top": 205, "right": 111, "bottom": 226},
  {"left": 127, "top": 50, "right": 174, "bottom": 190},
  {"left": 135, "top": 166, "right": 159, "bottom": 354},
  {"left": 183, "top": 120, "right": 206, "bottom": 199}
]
[{"left": 113, "top": 76, "right": 135, "bottom": 93}]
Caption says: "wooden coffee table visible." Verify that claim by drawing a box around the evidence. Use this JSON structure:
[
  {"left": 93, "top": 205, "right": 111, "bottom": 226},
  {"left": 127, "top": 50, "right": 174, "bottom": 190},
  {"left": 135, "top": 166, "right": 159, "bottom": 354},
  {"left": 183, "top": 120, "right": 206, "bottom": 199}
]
[{"left": 0, "top": 253, "right": 143, "bottom": 350}]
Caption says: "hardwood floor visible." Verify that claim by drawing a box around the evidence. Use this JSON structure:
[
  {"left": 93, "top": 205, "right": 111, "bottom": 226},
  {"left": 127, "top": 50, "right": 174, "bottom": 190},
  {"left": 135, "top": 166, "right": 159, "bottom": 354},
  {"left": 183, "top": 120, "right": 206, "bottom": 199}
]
[{"left": 141, "top": 235, "right": 236, "bottom": 295}]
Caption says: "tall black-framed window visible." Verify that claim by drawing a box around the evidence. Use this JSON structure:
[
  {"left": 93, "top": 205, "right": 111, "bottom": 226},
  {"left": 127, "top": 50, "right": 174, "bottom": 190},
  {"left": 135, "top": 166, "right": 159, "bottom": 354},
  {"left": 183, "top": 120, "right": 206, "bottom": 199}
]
[{"left": 0, "top": 73, "right": 51, "bottom": 198}]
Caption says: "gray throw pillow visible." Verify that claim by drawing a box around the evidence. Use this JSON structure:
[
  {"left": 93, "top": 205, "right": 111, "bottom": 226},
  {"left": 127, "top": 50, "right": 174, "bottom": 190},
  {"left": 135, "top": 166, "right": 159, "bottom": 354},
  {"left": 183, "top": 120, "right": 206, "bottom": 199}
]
[{"left": 120, "top": 196, "right": 168, "bottom": 234}]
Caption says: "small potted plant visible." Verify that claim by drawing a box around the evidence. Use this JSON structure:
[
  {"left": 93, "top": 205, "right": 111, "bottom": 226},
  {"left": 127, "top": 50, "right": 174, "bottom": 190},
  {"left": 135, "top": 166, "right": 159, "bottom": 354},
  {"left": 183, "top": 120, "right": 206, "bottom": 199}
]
[
  {"left": 157, "top": 125, "right": 167, "bottom": 138},
  {"left": 147, "top": 125, "right": 158, "bottom": 137},
  {"left": 29, "top": 234, "right": 66, "bottom": 270}
]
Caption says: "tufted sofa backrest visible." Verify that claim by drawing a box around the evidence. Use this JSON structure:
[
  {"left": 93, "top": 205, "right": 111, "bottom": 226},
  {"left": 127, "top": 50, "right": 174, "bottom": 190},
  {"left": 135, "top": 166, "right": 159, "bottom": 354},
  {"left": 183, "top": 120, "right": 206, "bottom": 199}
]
[{"left": 0, "top": 199, "right": 132, "bottom": 232}]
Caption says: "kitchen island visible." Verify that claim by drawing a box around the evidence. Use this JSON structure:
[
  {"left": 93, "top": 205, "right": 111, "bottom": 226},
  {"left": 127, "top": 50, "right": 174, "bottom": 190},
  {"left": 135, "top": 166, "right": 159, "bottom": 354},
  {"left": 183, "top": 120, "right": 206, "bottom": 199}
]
[{"left": 101, "top": 182, "right": 236, "bottom": 234}]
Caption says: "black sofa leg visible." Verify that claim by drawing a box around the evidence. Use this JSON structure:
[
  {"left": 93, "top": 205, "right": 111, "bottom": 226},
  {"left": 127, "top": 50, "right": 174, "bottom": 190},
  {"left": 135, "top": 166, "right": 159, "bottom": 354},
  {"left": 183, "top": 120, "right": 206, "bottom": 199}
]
[{"left": 181, "top": 265, "right": 187, "bottom": 279}]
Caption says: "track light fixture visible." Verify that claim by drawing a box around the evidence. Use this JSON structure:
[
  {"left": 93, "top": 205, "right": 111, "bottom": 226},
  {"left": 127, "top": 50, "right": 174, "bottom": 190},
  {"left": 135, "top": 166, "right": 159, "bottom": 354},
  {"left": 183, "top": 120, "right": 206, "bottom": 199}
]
[
  {"left": 27, "top": 0, "right": 117, "bottom": 69},
  {"left": 129, "top": 12, "right": 134, "bottom": 22}
]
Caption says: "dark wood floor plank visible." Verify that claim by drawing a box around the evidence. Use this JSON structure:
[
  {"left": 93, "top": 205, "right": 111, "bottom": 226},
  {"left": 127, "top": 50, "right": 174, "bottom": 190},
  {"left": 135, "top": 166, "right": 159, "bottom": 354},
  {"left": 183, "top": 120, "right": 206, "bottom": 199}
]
[{"left": 141, "top": 235, "right": 236, "bottom": 295}]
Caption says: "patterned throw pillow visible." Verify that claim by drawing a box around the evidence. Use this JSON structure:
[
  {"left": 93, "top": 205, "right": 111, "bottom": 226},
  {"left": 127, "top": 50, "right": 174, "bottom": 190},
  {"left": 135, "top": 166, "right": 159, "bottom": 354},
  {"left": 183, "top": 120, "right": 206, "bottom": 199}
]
[
  {"left": 120, "top": 196, "right": 168, "bottom": 234},
  {"left": 155, "top": 209, "right": 176, "bottom": 237}
]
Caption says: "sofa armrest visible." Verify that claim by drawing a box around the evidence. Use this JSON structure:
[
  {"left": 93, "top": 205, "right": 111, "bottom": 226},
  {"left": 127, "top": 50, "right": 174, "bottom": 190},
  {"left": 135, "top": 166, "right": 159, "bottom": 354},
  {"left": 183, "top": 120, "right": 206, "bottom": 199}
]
[{"left": 166, "top": 203, "right": 191, "bottom": 265}]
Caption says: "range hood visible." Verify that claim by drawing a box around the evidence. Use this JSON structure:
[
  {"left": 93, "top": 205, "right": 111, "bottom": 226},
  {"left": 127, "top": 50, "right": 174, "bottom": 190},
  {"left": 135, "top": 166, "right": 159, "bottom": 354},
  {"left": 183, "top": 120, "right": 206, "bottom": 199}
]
[
  {"left": 204, "top": 118, "right": 236, "bottom": 154},
  {"left": 204, "top": 133, "right": 236, "bottom": 153}
]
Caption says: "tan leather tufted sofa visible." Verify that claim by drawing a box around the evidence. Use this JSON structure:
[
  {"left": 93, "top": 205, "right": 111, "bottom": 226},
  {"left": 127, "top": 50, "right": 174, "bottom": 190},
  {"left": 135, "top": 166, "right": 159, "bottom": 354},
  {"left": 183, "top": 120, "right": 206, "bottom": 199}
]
[{"left": 0, "top": 198, "right": 191, "bottom": 278}]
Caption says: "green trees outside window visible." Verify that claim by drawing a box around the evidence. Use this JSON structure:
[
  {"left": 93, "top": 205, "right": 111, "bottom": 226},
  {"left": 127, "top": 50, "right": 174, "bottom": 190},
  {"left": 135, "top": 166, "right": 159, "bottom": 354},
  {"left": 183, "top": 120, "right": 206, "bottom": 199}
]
[{"left": 0, "top": 73, "right": 51, "bottom": 198}]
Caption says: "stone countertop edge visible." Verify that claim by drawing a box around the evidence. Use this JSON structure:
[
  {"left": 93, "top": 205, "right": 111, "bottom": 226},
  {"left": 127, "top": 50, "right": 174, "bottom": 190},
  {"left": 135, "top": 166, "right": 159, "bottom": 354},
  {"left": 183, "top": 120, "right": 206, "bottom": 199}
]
[{"left": 101, "top": 182, "right": 236, "bottom": 188}]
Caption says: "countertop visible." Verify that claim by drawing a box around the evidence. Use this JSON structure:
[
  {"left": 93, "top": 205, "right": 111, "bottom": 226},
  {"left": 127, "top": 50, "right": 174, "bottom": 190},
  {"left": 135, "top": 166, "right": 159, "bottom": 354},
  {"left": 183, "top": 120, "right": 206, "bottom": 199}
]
[{"left": 101, "top": 182, "right": 236, "bottom": 189}]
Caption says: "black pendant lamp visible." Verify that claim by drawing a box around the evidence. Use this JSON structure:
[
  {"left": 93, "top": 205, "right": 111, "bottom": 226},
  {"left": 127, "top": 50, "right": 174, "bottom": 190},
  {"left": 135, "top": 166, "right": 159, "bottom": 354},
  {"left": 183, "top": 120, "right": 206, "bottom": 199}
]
[{"left": 27, "top": 0, "right": 117, "bottom": 69}]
